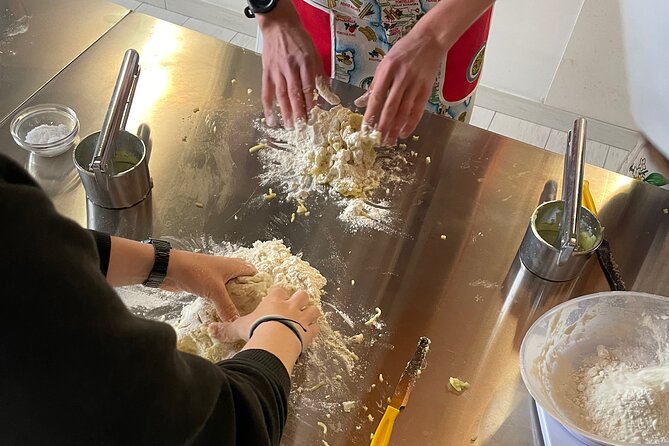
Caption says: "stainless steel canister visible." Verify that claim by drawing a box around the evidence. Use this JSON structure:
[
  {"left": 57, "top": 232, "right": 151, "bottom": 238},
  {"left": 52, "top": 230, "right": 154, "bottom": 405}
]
[
  {"left": 519, "top": 118, "right": 603, "bottom": 281},
  {"left": 73, "top": 49, "right": 151, "bottom": 209}
]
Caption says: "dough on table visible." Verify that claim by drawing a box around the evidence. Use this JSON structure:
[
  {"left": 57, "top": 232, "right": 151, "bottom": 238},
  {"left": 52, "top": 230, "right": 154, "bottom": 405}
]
[{"left": 175, "top": 272, "right": 274, "bottom": 362}]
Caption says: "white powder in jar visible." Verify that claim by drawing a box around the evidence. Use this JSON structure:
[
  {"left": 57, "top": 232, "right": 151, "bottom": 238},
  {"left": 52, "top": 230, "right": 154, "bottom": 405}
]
[{"left": 25, "top": 124, "right": 71, "bottom": 145}]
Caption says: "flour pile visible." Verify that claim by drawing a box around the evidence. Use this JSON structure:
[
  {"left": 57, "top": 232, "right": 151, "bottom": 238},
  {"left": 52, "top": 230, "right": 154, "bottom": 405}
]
[
  {"left": 573, "top": 345, "right": 669, "bottom": 444},
  {"left": 174, "top": 239, "right": 360, "bottom": 393},
  {"left": 255, "top": 106, "right": 411, "bottom": 232}
]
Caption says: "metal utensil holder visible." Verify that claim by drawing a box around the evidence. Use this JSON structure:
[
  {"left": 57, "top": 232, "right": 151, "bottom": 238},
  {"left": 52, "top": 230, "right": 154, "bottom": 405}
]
[
  {"left": 519, "top": 118, "right": 603, "bottom": 281},
  {"left": 74, "top": 49, "right": 152, "bottom": 209}
]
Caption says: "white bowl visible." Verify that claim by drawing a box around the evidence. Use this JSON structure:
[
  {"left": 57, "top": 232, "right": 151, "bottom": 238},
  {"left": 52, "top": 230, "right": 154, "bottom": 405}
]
[
  {"left": 10, "top": 104, "right": 79, "bottom": 157},
  {"left": 520, "top": 292, "right": 669, "bottom": 446}
]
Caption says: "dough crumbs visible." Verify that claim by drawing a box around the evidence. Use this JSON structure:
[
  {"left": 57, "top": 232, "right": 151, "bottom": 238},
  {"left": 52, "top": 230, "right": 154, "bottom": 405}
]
[
  {"left": 449, "top": 377, "right": 470, "bottom": 393},
  {"left": 440, "top": 234, "right": 447, "bottom": 240},
  {"left": 399, "top": 143, "right": 407, "bottom": 149},
  {"left": 290, "top": 212, "right": 296, "bottom": 223},
  {"left": 342, "top": 401, "right": 356, "bottom": 412},
  {"left": 234, "top": 215, "right": 238, "bottom": 221},
  {"left": 379, "top": 374, "right": 384, "bottom": 383},
  {"left": 297, "top": 202, "right": 308, "bottom": 215},
  {"left": 367, "top": 414, "right": 374, "bottom": 422},
  {"left": 194, "top": 201, "right": 204, "bottom": 208},
  {"left": 663, "top": 208, "right": 668, "bottom": 214},
  {"left": 412, "top": 135, "right": 420, "bottom": 141},
  {"left": 317, "top": 421, "right": 328, "bottom": 435},
  {"left": 349, "top": 334, "right": 364, "bottom": 344},
  {"left": 470, "top": 435, "right": 478, "bottom": 443},
  {"left": 249, "top": 143, "right": 266, "bottom": 154},
  {"left": 425, "top": 156, "right": 431, "bottom": 164},
  {"left": 231, "top": 79, "right": 237, "bottom": 84},
  {"left": 254, "top": 105, "right": 412, "bottom": 233},
  {"left": 193, "top": 107, "right": 199, "bottom": 113},
  {"left": 322, "top": 441, "right": 330, "bottom": 446},
  {"left": 364, "top": 307, "right": 382, "bottom": 326},
  {"left": 247, "top": 88, "right": 253, "bottom": 95},
  {"left": 264, "top": 188, "right": 277, "bottom": 201},
  {"left": 351, "top": 279, "right": 356, "bottom": 286}
]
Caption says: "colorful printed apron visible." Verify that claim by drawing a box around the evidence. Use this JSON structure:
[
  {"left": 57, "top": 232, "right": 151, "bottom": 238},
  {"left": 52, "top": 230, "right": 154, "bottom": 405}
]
[{"left": 291, "top": 0, "right": 493, "bottom": 121}]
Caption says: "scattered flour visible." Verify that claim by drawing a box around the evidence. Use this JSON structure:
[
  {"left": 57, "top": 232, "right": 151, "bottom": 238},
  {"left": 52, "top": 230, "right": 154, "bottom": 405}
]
[
  {"left": 254, "top": 105, "right": 411, "bottom": 233},
  {"left": 573, "top": 345, "right": 669, "bottom": 444},
  {"left": 25, "top": 124, "right": 71, "bottom": 145},
  {"left": 259, "top": 105, "right": 382, "bottom": 201},
  {"left": 3, "top": 15, "right": 30, "bottom": 38},
  {"left": 174, "top": 239, "right": 360, "bottom": 394}
]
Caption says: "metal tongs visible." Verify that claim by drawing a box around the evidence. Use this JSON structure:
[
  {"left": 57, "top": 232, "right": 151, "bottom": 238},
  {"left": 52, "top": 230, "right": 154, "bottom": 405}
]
[
  {"left": 557, "top": 118, "right": 587, "bottom": 266},
  {"left": 89, "top": 49, "right": 141, "bottom": 188}
]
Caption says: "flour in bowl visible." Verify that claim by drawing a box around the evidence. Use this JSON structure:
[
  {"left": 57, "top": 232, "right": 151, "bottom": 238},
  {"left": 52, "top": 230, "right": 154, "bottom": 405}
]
[{"left": 573, "top": 345, "right": 669, "bottom": 444}]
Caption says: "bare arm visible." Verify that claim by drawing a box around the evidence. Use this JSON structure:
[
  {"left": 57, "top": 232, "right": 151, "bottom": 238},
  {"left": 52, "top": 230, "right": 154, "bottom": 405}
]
[
  {"left": 361, "top": 0, "right": 495, "bottom": 144},
  {"left": 106, "top": 236, "right": 256, "bottom": 320}
]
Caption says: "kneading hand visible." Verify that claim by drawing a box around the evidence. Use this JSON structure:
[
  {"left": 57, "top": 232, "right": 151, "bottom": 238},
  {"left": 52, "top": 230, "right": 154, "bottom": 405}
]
[
  {"left": 209, "top": 287, "right": 321, "bottom": 347},
  {"left": 257, "top": 1, "right": 322, "bottom": 129},
  {"left": 357, "top": 30, "right": 443, "bottom": 146},
  {"left": 162, "top": 251, "right": 257, "bottom": 321}
]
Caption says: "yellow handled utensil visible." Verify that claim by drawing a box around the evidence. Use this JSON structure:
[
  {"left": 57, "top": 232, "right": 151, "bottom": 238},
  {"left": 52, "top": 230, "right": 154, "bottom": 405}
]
[
  {"left": 370, "top": 337, "right": 431, "bottom": 446},
  {"left": 582, "top": 180, "right": 626, "bottom": 291},
  {"left": 582, "top": 180, "right": 598, "bottom": 216}
]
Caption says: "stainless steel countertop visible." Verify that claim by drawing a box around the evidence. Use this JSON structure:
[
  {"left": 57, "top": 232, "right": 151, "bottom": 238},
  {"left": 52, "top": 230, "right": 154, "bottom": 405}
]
[
  {"left": 0, "top": 0, "right": 128, "bottom": 125},
  {"left": 1, "top": 12, "right": 668, "bottom": 446}
]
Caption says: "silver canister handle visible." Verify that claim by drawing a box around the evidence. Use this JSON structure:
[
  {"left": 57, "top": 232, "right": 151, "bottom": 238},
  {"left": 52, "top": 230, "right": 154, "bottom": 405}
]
[
  {"left": 557, "top": 118, "right": 587, "bottom": 266},
  {"left": 89, "top": 49, "right": 141, "bottom": 186}
]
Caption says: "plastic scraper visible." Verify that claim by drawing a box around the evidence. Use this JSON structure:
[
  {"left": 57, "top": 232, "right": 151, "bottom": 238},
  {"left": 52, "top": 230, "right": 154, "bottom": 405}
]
[{"left": 370, "top": 336, "right": 431, "bottom": 446}]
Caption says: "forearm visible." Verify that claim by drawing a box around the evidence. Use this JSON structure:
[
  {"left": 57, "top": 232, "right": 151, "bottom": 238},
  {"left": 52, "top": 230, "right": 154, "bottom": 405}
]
[
  {"left": 412, "top": 0, "right": 495, "bottom": 52},
  {"left": 241, "top": 322, "right": 302, "bottom": 375},
  {"left": 105, "top": 236, "right": 155, "bottom": 286}
]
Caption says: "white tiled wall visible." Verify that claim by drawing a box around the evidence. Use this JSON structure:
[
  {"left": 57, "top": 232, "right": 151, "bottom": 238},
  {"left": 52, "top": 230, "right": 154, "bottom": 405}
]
[
  {"left": 482, "top": 0, "right": 635, "bottom": 131},
  {"left": 544, "top": 0, "right": 635, "bottom": 130},
  {"left": 481, "top": 0, "right": 584, "bottom": 103}
]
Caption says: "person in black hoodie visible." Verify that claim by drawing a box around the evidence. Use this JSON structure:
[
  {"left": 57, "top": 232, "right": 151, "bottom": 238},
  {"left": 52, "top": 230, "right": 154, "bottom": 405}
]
[{"left": 0, "top": 152, "right": 320, "bottom": 445}]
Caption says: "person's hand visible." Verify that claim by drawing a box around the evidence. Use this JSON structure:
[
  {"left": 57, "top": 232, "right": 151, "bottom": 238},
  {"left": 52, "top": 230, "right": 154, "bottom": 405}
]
[
  {"left": 257, "top": 1, "right": 323, "bottom": 129},
  {"left": 162, "top": 251, "right": 257, "bottom": 321},
  {"left": 209, "top": 287, "right": 321, "bottom": 347},
  {"left": 357, "top": 30, "right": 444, "bottom": 146}
]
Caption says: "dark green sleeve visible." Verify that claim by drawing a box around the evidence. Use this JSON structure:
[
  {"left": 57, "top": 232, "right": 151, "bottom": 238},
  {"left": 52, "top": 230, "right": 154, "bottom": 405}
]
[{"left": 0, "top": 154, "right": 290, "bottom": 446}]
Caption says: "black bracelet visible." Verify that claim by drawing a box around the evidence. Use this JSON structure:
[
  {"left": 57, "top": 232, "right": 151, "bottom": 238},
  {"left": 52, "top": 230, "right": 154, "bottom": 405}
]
[{"left": 248, "top": 315, "right": 308, "bottom": 354}]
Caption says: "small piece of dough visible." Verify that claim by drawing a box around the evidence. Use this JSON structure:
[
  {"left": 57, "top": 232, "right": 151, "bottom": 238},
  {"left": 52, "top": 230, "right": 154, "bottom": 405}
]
[
  {"left": 342, "top": 401, "right": 356, "bottom": 412},
  {"left": 364, "top": 307, "right": 382, "bottom": 326},
  {"left": 379, "top": 374, "right": 384, "bottom": 383},
  {"left": 440, "top": 235, "right": 447, "bottom": 240},
  {"left": 249, "top": 143, "right": 266, "bottom": 153},
  {"left": 317, "top": 421, "right": 328, "bottom": 435},
  {"left": 449, "top": 377, "right": 470, "bottom": 393},
  {"left": 349, "top": 334, "right": 364, "bottom": 344},
  {"left": 316, "top": 76, "right": 341, "bottom": 105}
]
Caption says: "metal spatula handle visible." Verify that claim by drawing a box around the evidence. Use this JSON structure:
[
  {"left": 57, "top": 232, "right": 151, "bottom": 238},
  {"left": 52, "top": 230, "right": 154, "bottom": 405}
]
[
  {"left": 558, "top": 118, "right": 587, "bottom": 266},
  {"left": 89, "top": 49, "right": 141, "bottom": 185}
]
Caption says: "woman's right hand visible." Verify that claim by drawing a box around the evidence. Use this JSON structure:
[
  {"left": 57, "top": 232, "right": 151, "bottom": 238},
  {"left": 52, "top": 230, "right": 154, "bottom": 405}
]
[
  {"left": 257, "top": 1, "right": 322, "bottom": 129},
  {"left": 209, "top": 287, "right": 321, "bottom": 373}
]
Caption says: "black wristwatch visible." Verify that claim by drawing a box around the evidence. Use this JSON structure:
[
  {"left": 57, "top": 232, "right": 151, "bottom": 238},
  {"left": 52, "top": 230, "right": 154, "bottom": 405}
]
[
  {"left": 244, "top": 0, "right": 279, "bottom": 18},
  {"left": 141, "top": 239, "right": 172, "bottom": 288}
]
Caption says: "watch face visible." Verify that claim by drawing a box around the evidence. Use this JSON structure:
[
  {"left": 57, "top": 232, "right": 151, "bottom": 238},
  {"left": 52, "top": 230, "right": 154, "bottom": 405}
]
[
  {"left": 248, "top": 0, "right": 277, "bottom": 12},
  {"left": 250, "top": 0, "right": 273, "bottom": 10}
]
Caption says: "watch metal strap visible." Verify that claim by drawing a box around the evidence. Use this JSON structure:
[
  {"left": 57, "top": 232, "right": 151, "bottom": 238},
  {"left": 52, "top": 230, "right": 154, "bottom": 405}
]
[{"left": 142, "top": 239, "right": 171, "bottom": 288}]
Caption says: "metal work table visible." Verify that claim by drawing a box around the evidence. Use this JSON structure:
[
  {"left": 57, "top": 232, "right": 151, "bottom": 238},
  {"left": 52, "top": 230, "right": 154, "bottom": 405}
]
[
  {"left": 1, "top": 11, "right": 668, "bottom": 446},
  {"left": 0, "top": 0, "right": 128, "bottom": 125}
]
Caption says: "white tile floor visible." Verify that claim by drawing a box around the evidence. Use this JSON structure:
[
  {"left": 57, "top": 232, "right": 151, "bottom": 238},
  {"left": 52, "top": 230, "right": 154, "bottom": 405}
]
[{"left": 113, "top": 0, "right": 631, "bottom": 172}]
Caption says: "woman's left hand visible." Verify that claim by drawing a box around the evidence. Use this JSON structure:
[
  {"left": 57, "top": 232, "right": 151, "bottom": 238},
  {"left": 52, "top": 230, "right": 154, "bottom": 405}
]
[
  {"left": 162, "top": 251, "right": 257, "bottom": 321},
  {"left": 357, "top": 30, "right": 444, "bottom": 146}
]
